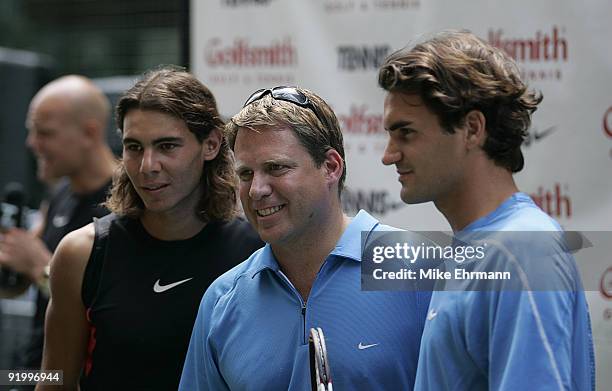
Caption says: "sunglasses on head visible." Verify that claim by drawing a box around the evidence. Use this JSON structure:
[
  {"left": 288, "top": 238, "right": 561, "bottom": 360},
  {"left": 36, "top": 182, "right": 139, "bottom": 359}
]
[{"left": 242, "top": 86, "right": 327, "bottom": 128}]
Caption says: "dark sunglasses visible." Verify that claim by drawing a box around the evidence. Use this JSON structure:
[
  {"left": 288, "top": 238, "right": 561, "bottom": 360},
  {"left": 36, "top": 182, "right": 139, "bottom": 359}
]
[{"left": 242, "top": 86, "right": 327, "bottom": 128}]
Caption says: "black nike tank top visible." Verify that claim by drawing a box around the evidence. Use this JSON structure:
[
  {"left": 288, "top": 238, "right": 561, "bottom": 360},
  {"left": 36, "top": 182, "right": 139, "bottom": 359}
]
[{"left": 80, "top": 214, "right": 263, "bottom": 390}]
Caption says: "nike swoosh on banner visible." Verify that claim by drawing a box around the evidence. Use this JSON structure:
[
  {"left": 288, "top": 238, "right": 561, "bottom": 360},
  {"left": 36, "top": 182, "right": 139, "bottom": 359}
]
[
  {"left": 153, "top": 277, "right": 193, "bottom": 293},
  {"left": 533, "top": 126, "right": 556, "bottom": 140},
  {"left": 358, "top": 342, "right": 379, "bottom": 350}
]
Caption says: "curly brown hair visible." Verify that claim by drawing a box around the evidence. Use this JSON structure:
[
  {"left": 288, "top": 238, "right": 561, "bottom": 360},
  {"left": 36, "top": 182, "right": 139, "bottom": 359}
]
[
  {"left": 105, "top": 66, "right": 237, "bottom": 221},
  {"left": 378, "top": 30, "right": 542, "bottom": 172}
]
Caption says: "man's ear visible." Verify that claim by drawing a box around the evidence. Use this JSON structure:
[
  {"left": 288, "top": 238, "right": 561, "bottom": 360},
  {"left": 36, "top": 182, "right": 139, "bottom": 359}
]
[
  {"left": 464, "top": 110, "right": 486, "bottom": 149},
  {"left": 80, "top": 119, "right": 102, "bottom": 148},
  {"left": 322, "top": 149, "right": 344, "bottom": 188},
  {"left": 202, "top": 128, "right": 222, "bottom": 161}
]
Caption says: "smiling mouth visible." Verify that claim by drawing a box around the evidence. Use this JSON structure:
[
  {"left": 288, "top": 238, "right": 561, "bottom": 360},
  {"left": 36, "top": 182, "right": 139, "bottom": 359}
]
[
  {"left": 256, "top": 205, "right": 285, "bottom": 217},
  {"left": 142, "top": 184, "right": 169, "bottom": 191}
]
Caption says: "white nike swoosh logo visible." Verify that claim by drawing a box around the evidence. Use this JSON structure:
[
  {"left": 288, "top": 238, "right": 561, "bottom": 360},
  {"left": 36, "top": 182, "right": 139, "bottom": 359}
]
[
  {"left": 427, "top": 309, "right": 438, "bottom": 320},
  {"left": 358, "top": 342, "right": 379, "bottom": 350},
  {"left": 153, "top": 277, "right": 193, "bottom": 293},
  {"left": 52, "top": 215, "right": 69, "bottom": 228}
]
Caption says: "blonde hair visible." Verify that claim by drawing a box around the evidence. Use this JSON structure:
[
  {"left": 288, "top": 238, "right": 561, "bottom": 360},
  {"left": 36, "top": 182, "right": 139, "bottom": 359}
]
[{"left": 226, "top": 87, "right": 346, "bottom": 194}]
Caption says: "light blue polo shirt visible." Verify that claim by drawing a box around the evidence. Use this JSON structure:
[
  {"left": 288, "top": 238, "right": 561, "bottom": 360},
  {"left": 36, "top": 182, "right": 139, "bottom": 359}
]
[
  {"left": 180, "top": 210, "right": 431, "bottom": 390},
  {"left": 415, "top": 193, "right": 595, "bottom": 390}
]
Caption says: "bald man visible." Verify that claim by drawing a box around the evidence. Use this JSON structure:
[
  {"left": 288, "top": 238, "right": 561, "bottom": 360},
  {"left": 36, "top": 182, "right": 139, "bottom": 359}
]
[{"left": 0, "top": 75, "right": 116, "bottom": 371}]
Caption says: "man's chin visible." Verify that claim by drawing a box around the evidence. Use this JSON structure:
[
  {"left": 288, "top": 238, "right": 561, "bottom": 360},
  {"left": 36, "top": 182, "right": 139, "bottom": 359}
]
[
  {"left": 256, "top": 231, "right": 276, "bottom": 244},
  {"left": 37, "top": 166, "right": 55, "bottom": 183},
  {"left": 256, "top": 228, "right": 287, "bottom": 246},
  {"left": 400, "top": 190, "right": 428, "bottom": 205}
]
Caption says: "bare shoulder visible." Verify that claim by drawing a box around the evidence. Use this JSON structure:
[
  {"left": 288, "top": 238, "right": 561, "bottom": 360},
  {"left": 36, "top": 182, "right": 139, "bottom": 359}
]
[
  {"left": 41, "top": 224, "right": 95, "bottom": 389},
  {"left": 50, "top": 223, "right": 95, "bottom": 286}
]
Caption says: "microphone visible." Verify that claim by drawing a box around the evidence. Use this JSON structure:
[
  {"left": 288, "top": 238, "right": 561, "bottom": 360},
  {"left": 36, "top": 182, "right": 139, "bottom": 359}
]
[
  {"left": 4, "top": 182, "right": 26, "bottom": 228},
  {"left": 0, "top": 182, "right": 31, "bottom": 298}
]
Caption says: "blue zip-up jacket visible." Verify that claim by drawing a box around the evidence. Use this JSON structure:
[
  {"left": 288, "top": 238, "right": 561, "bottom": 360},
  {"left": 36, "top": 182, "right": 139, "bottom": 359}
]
[
  {"left": 180, "top": 210, "right": 431, "bottom": 390},
  {"left": 415, "top": 193, "right": 595, "bottom": 391}
]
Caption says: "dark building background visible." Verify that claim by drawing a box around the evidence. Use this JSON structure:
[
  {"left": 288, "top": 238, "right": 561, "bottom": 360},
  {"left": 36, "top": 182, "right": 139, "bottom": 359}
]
[
  {"left": 0, "top": 0, "right": 187, "bottom": 77},
  {"left": 0, "top": 1, "right": 188, "bottom": 372},
  {"left": 0, "top": 0, "right": 188, "bottom": 207}
]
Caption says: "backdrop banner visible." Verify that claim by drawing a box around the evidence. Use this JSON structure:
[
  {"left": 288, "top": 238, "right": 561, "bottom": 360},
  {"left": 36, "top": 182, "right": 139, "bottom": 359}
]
[{"left": 192, "top": 1, "right": 612, "bottom": 388}]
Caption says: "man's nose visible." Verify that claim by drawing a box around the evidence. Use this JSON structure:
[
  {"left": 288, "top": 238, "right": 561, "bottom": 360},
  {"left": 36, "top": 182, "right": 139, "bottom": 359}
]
[
  {"left": 248, "top": 173, "right": 272, "bottom": 201},
  {"left": 381, "top": 140, "right": 402, "bottom": 166},
  {"left": 26, "top": 130, "right": 38, "bottom": 151},
  {"left": 140, "top": 149, "right": 162, "bottom": 173}
]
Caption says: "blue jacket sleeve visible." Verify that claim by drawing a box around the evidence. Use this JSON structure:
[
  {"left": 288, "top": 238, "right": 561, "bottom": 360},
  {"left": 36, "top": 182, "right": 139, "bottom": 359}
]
[
  {"left": 484, "top": 290, "right": 573, "bottom": 390},
  {"left": 463, "top": 239, "right": 593, "bottom": 391},
  {"left": 179, "top": 288, "right": 229, "bottom": 391}
]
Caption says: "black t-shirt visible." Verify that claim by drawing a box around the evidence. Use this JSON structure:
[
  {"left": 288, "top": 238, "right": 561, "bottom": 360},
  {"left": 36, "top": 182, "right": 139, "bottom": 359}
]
[
  {"left": 80, "top": 214, "right": 263, "bottom": 391},
  {"left": 20, "top": 179, "right": 110, "bottom": 370},
  {"left": 41, "top": 179, "right": 111, "bottom": 253}
]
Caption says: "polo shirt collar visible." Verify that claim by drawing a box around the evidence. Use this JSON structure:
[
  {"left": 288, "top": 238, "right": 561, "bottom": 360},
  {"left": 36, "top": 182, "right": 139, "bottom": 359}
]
[
  {"left": 330, "top": 209, "right": 379, "bottom": 262},
  {"left": 249, "top": 209, "right": 379, "bottom": 278},
  {"left": 249, "top": 245, "right": 279, "bottom": 278}
]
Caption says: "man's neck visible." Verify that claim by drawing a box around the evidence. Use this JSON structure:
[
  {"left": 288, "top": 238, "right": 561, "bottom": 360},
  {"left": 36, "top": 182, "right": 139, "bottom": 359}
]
[
  {"left": 272, "top": 206, "right": 350, "bottom": 302},
  {"left": 140, "top": 181, "right": 208, "bottom": 241},
  {"left": 436, "top": 164, "right": 519, "bottom": 232},
  {"left": 140, "top": 209, "right": 206, "bottom": 241},
  {"left": 69, "top": 146, "right": 116, "bottom": 194}
]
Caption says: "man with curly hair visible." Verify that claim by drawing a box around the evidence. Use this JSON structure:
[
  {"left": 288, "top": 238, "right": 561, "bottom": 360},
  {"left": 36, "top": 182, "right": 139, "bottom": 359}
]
[
  {"left": 38, "top": 68, "right": 262, "bottom": 391},
  {"left": 379, "top": 30, "right": 594, "bottom": 390}
]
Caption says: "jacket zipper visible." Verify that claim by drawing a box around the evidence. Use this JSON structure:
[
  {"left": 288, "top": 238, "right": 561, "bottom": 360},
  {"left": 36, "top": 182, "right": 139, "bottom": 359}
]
[
  {"left": 302, "top": 304, "right": 307, "bottom": 345},
  {"left": 277, "top": 270, "right": 309, "bottom": 345}
]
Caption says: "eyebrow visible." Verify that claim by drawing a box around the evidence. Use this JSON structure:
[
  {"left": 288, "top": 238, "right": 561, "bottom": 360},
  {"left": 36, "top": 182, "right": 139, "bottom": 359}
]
[
  {"left": 122, "top": 136, "right": 183, "bottom": 145},
  {"left": 234, "top": 163, "right": 250, "bottom": 173},
  {"left": 234, "top": 158, "right": 296, "bottom": 172},
  {"left": 386, "top": 120, "right": 414, "bottom": 132},
  {"left": 265, "top": 157, "right": 294, "bottom": 164}
]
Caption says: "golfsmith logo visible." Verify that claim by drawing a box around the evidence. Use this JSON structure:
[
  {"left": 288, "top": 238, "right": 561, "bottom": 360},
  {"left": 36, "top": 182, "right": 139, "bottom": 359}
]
[
  {"left": 337, "top": 104, "right": 384, "bottom": 135},
  {"left": 601, "top": 267, "right": 612, "bottom": 300},
  {"left": 604, "top": 106, "right": 612, "bottom": 138},
  {"left": 488, "top": 26, "right": 569, "bottom": 82},
  {"left": 604, "top": 106, "right": 612, "bottom": 160},
  {"left": 205, "top": 37, "right": 297, "bottom": 67},
  {"left": 529, "top": 183, "right": 572, "bottom": 220},
  {"left": 488, "top": 26, "right": 568, "bottom": 62}
]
